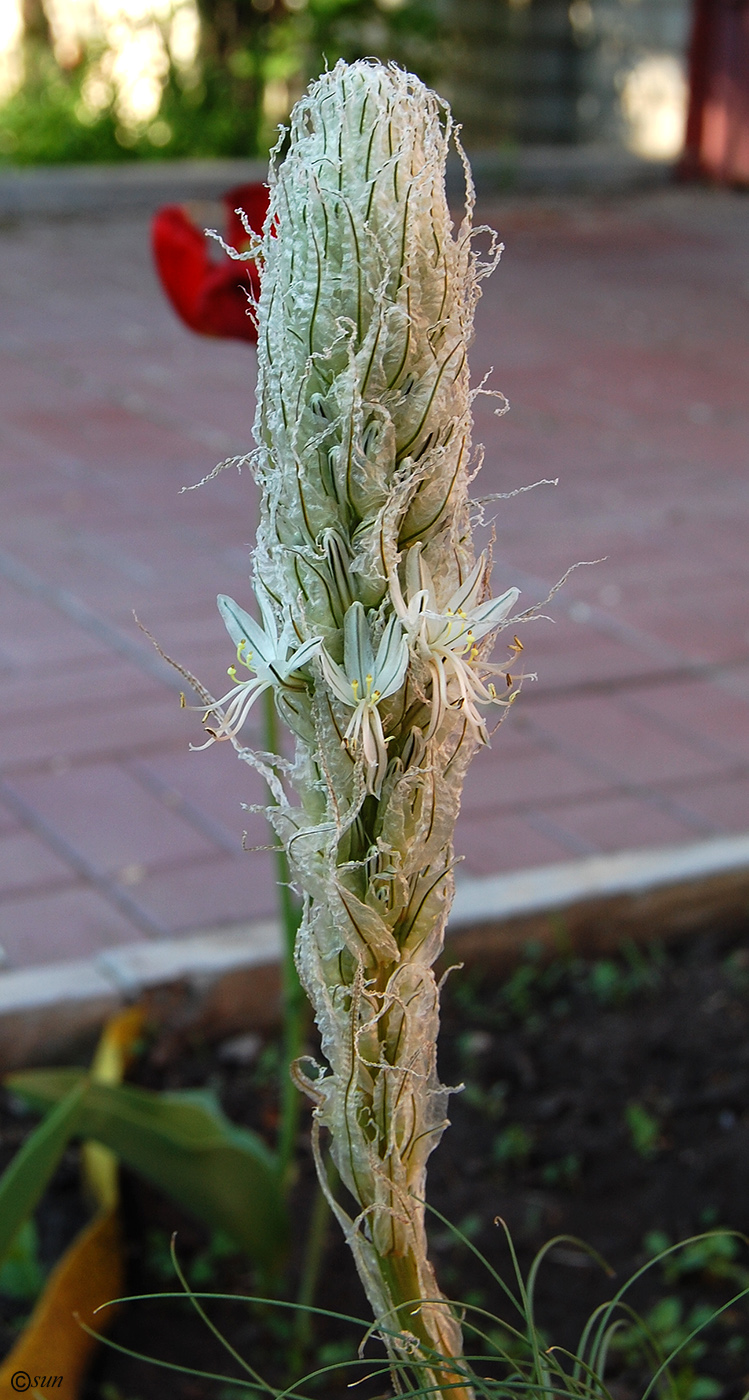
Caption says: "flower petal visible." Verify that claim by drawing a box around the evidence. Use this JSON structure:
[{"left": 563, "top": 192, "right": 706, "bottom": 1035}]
[
  {"left": 256, "top": 587, "right": 280, "bottom": 648},
  {"left": 320, "top": 647, "right": 356, "bottom": 706},
  {"left": 343, "top": 602, "right": 375, "bottom": 686},
  {"left": 373, "top": 616, "right": 409, "bottom": 698},
  {"left": 446, "top": 554, "right": 486, "bottom": 615},
  {"left": 217, "top": 593, "right": 275, "bottom": 666},
  {"left": 469, "top": 586, "right": 520, "bottom": 636},
  {"left": 286, "top": 635, "right": 323, "bottom": 674}
]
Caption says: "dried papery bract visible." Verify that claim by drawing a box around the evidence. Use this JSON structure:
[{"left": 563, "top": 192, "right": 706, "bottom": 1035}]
[{"left": 204, "top": 60, "right": 521, "bottom": 1396}]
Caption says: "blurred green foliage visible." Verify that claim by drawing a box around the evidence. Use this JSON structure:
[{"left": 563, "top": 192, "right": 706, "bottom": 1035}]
[
  {"left": 0, "top": 0, "right": 442, "bottom": 166},
  {"left": 0, "top": 1220, "right": 46, "bottom": 1304}
]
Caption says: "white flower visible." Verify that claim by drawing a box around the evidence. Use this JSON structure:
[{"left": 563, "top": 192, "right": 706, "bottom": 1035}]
[
  {"left": 320, "top": 602, "right": 408, "bottom": 796},
  {"left": 194, "top": 591, "right": 321, "bottom": 748},
  {"left": 394, "top": 546, "right": 520, "bottom": 744}
]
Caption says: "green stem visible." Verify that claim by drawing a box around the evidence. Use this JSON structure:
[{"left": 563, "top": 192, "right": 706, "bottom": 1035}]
[
  {"left": 289, "top": 1179, "right": 330, "bottom": 1371},
  {"left": 380, "top": 1252, "right": 475, "bottom": 1400},
  {"left": 262, "top": 687, "right": 305, "bottom": 1192}
]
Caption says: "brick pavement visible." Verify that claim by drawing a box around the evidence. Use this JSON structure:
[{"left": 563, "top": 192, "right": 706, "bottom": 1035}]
[{"left": 0, "top": 186, "right": 748, "bottom": 970}]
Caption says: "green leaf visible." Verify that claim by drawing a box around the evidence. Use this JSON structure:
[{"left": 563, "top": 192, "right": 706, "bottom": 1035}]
[
  {"left": 689, "top": 1379, "right": 723, "bottom": 1400},
  {"left": 0, "top": 1079, "right": 85, "bottom": 1270},
  {"left": 7, "top": 1070, "right": 288, "bottom": 1275},
  {"left": 0, "top": 1219, "right": 46, "bottom": 1302}
]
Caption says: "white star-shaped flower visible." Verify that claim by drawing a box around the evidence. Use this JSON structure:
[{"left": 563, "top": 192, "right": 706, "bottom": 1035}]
[
  {"left": 394, "top": 546, "right": 520, "bottom": 743},
  {"left": 194, "top": 590, "right": 321, "bottom": 748},
  {"left": 320, "top": 602, "right": 408, "bottom": 796}
]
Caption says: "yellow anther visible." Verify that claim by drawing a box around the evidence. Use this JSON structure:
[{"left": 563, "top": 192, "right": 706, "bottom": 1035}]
[
  {"left": 373, "top": 690, "right": 381, "bottom": 703},
  {"left": 227, "top": 665, "right": 238, "bottom": 679},
  {"left": 470, "top": 647, "right": 479, "bottom": 661},
  {"left": 513, "top": 635, "right": 523, "bottom": 651},
  {"left": 351, "top": 678, "right": 359, "bottom": 698},
  {"left": 179, "top": 692, "right": 186, "bottom": 708},
  {"left": 457, "top": 608, "right": 467, "bottom": 619},
  {"left": 488, "top": 684, "right": 497, "bottom": 698},
  {"left": 506, "top": 673, "right": 513, "bottom": 688}
]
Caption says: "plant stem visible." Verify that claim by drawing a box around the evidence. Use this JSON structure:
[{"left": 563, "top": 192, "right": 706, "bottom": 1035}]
[
  {"left": 381, "top": 1252, "right": 475, "bottom": 1400},
  {"left": 262, "top": 686, "right": 305, "bottom": 1191},
  {"left": 289, "top": 1178, "right": 330, "bottom": 1369}
]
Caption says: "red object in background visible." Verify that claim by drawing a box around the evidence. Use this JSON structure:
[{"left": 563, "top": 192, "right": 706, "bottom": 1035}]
[
  {"left": 151, "top": 182, "right": 270, "bottom": 343},
  {"left": 683, "top": 0, "right": 749, "bottom": 184}
]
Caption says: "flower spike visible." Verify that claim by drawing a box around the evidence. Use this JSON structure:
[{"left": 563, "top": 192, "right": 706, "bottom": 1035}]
[{"left": 195, "top": 60, "right": 533, "bottom": 1396}]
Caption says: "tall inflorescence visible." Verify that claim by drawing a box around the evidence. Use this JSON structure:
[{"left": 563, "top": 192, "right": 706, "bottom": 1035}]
[{"left": 204, "top": 59, "right": 521, "bottom": 1390}]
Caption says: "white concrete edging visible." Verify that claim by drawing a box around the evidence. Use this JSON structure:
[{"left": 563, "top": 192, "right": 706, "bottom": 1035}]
[
  {"left": 451, "top": 834, "right": 749, "bottom": 929},
  {"left": 2, "top": 835, "right": 748, "bottom": 1069}
]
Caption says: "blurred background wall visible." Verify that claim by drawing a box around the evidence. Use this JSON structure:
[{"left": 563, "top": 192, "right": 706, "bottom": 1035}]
[
  {"left": 0, "top": 0, "right": 746, "bottom": 180},
  {"left": 440, "top": 0, "right": 690, "bottom": 159},
  {"left": 0, "top": 0, "right": 693, "bottom": 166}
]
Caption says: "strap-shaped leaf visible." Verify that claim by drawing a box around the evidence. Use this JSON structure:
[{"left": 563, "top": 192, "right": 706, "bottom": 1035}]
[
  {"left": 0, "top": 1079, "right": 85, "bottom": 1269},
  {"left": 7, "top": 1070, "right": 287, "bottom": 1274},
  {"left": 83, "top": 1004, "right": 146, "bottom": 1211},
  {"left": 0, "top": 1206, "right": 124, "bottom": 1398}
]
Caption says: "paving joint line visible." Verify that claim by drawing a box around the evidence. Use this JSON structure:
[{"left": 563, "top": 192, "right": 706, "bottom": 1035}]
[
  {"left": 0, "top": 419, "right": 136, "bottom": 510},
  {"left": 523, "top": 808, "right": 601, "bottom": 858},
  {"left": 504, "top": 558, "right": 749, "bottom": 705},
  {"left": 3, "top": 340, "right": 250, "bottom": 462},
  {"left": 619, "top": 691, "right": 749, "bottom": 768},
  {"left": 520, "top": 657, "right": 749, "bottom": 703},
  {"left": 1, "top": 672, "right": 166, "bottom": 727},
  {"left": 0, "top": 778, "right": 169, "bottom": 940},
  {"left": 1, "top": 734, "right": 192, "bottom": 781},
  {"left": 0, "top": 544, "right": 180, "bottom": 692},
  {"left": 124, "top": 756, "right": 243, "bottom": 856},
  {"left": 465, "top": 754, "right": 729, "bottom": 838},
  {"left": 519, "top": 711, "right": 740, "bottom": 836}
]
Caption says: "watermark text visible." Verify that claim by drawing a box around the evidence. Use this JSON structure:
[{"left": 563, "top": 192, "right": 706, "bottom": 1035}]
[{"left": 10, "top": 1373, "right": 63, "bottom": 1392}]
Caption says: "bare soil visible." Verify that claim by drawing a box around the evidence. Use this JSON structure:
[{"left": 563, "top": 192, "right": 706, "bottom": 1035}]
[{"left": 2, "top": 924, "right": 749, "bottom": 1399}]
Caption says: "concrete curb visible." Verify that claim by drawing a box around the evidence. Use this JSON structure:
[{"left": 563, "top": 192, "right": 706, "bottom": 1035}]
[
  {"left": 0, "top": 147, "right": 674, "bottom": 219},
  {"left": 0, "top": 158, "right": 270, "bottom": 219},
  {"left": 449, "top": 834, "right": 749, "bottom": 967},
  {"left": 2, "top": 835, "right": 748, "bottom": 1069}
]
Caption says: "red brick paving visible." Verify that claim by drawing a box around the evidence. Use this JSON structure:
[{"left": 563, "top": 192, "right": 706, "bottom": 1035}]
[
  {"left": 0, "top": 830, "right": 73, "bottom": 898},
  {"left": 123, "top": 848, "right": 278, "bottom": 934},
  {"left": 524, "top": 793, "right": 702, "bottom": 857},
  {"left": 7, "top": 763, "right": 218, "bottom": 874},
  {"left": 522, "top": 694, "right": 729, "bottom": 786},
  {"left": 662, "top": 774, "right": 749, "bottom": 833},
  {"left": 0, "top": 885, "right": 145, "bottom": 967},
  {"left": 0, "top": 186, "right": 748, "bottom": 969}
]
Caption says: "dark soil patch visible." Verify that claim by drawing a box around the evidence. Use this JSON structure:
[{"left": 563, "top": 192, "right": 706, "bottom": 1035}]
[{"left": 2, "top": 925, "right": 749, "bottom": 1399}]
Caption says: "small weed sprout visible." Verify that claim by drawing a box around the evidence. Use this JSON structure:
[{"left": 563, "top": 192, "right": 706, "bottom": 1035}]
[{"left": 626, "top": 1101, "right": 663, "bottom": 1160}]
